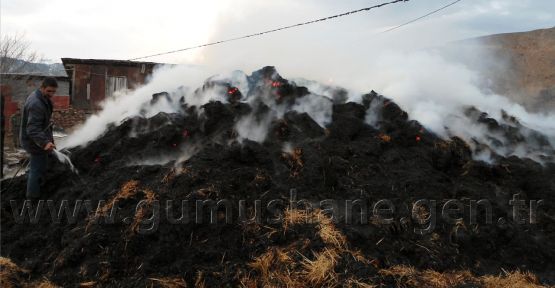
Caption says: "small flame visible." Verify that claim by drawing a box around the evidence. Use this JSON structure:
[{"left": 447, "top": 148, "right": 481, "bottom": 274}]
[
  {"left": 227, "top": 87, "right": 239, "bottom": 95},
  {"left": 378, "top": 133, "right": 391, "bottom": 143}
]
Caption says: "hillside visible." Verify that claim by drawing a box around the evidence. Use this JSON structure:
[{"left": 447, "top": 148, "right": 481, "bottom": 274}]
[{"left": 448, "top": 27, "right": 555, "bottom": 112}]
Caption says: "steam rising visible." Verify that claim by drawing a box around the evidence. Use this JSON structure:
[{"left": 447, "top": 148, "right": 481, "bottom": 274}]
[
  {"left": 60, "top": 65, "right": 213, "bottom": 148},
  {"left": 235, "top": 113, "right": 274, "bottom": 143},
  {"left": 60, "top": 14, "right": 555, "bottom": 164},
  {"left": 367, "top": 50, "right": 555, "bottom": 162}
]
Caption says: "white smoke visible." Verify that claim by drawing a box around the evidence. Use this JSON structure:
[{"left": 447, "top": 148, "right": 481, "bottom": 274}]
[
  {"left": 58, "top": 1, "right": 555, "bottom": 163},
  {"left": 364, "top": 96, "right": 384, "bottom": 129},
  {"left": 291, "top": 93, "right": 333, "bottom": 128},
  {"left": 235, "top": 112, "right": 274, "bottom": 143},
  {"left": 126, "top": 142, "right": 201, "bottom": 166},
  {"left": 365, "top": 50, "right": 555, "bottom": 161},
  {"left": 61, "top": 50, "right": 555, "bottom": 163},
  {"left": 60, "top": 65, "right": 216, "bottom": 148}
]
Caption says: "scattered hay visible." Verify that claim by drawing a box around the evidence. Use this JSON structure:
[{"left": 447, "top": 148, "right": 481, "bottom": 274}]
[
  {"left": 162, "top": 167, "right": 190, "bottom": 184},
  {"left": 86, "top": 180, "right": 140, "bottom": 231},
  {"left": 247, "top": 246, "right": 341, "bottom": 287},
  {"left": 194, "top": 271, "right": 206, "bottom": 288},
  {"left": 130, "top": 188, "right": 158, "bottom": 233},
  {"left": 377, "top": 133, "right": 392, "bottom": 143},
  {"left": 249, "top": 248, "right": 295, "bottom": 284},
  {"left": 412, "top": 202, "right": 431, "bottom": 223},
  {"left": 162, "top": 170, "right": 177, "bottom": 184},
  {"left": 283, "top": 208, "right": 311, "bottom": 231},
  {"left": 119, "top": 179, "right": 139, "bottom": 193},
  {"left": 379, "top": 265, "right": 474, "bottom": 288},
  {"left": 348, "top": 249, "right": 372, "bottom": 266},
  {"left": 419, "top": 270, "right": 475, "bottom": 288},
  {"left": 301, "top": 248, "right": 340, "bottom": 286},
  {"left": 245, "top": 210, "right": 376, "bottom": 287},
  {"left": 283, "top": 209, "right": 347, "bottom": 249},
  {"left": 378, "top": 265, "right": 546, "bottom": 288},
  {"left": 107, "top": 180, "right": 141, "bottom": 211},
  {"left": 149, "top": 277, "right": 187, "bottom": 288},
  {"left": 251, "top": 168, "right": 270, "bottom": 184},
  {"left": 345, "top": 278, "right": 376, "bottom": 288},
  {"left": 248, "top": 249, "right": 277, "bottom": 281},
  {"left": 0, "top": 257, "right": 28, "bottom": 288},
  {"left": 0, "top": 257, "right": 59, "bottom": 288},
  {"left": 195, "top": 185, "right": 217, "bottom": 198},
  {"left": 247, "top": 247, "right": 302, "bottom": 287},
  {"left": 482, "top": 270, "right": 544, "bottom": 288},
  {"left": 83, "top": 180, "right": 159, "bottom": 234},
  {"left": 0, "top": 257, "right": 26, "bottom": 272},
  {"left": 282, "top": 147, "right": 304, "bottom": 177},
  {"left": 314, "top": 210, "right": 347, "bottom": 249},
  {"left": 380, "top": 265, "right": 417, "bottom": 278},
  {"left": 30, "top": 280, "right": 60, "bottom": 288}
]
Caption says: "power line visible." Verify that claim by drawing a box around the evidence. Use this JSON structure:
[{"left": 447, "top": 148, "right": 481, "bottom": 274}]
[
  {"left": 381, "top": 0, "right": 462, "bottom": 33},
  {"left": 6, "top": 0, "right": 463, "bottom": 75},
  {"left": 127, "top": 0, "right": 410, "bottom": 61}
]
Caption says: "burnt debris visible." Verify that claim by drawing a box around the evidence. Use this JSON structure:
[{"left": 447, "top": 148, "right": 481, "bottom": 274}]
[{"left": 1, "top": 67, "right": 554, "bottom": 287}]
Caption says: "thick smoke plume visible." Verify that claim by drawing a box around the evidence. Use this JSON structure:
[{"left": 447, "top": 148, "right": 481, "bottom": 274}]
[
  {"left": 60, "top": 1, "right": 555, "bottom": 164},
  {"left": 60, "top": 65, "right": 211, "bottom": 148},
  {"left": 62, "top": 54, "right": 555, "bottom": 164}
]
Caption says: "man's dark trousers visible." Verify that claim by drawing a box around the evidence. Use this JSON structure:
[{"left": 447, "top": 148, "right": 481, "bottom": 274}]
[{"left": 26, "top": 153, "right": 48, "bottom": 199}]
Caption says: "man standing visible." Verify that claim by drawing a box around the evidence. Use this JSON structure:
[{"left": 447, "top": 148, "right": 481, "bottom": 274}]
[{"left": 21, "top": 77, "right": 57, "bottom": 199}]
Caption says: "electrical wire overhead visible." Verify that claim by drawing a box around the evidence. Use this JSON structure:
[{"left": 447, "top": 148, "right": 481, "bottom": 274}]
[
  {"left": 127, "top": 0, "right": 410, "bottom": 61},
  {"left": 381, "top": 0, "right": 462, "bottom": 33}
]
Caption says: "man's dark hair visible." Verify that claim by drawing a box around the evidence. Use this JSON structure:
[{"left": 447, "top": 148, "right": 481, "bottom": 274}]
[{"left": 41, "top": 77, "right": 58, "bottom": 88}]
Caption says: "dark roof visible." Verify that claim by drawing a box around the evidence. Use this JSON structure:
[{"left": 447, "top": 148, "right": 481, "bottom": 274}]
[
  {"left": 0, "top": 73, "right": 69, "bottom": 81},
  {"left": 61, "top": 58, "right": 160, "bottom": 67}
]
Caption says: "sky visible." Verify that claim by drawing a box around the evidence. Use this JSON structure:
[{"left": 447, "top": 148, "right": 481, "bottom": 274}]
[{"left": 1, "top": 0, "right": 554, "bottom": 65}]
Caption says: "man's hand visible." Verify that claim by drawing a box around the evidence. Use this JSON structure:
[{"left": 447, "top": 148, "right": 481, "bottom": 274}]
[{"left": 44, "top": 142, "right": 56, "bottom": 151}]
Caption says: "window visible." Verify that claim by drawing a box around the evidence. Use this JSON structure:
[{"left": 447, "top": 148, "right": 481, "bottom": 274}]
[{"left": 105, "top": 76, "right": 128, "bottom": 98}]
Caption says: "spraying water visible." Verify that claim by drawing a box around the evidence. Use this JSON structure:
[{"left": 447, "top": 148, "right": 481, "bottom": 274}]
[{"left": 52, "top": 149, "right": 78, "bottom": 174}]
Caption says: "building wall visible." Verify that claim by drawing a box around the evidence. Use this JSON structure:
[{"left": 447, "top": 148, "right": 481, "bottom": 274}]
[
  {"left": 1, "top": 83, "right": 71, "bottom": 131},
  {"left": 1, "top": 85, "right": 18, "bottom": 129},
  {"left": 52, "top": 107, "right": 90, "bottom": 133},
  {"left": 70, "top": 63, "right": 155, "bottom": 110},
  {"left": 2, "top": 77, "right": 70, "bottom": 104}
]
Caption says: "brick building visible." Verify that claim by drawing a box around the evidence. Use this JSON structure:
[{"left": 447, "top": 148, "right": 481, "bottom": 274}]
[
  {"left": 1, "top": 74, "right": 71, "bottom": 131},
  {"left": 1, "top": 58, "right": 160, "bottom": 152},
  {"left": 61, "top": 58, "right": 159, "bottom": 110}
]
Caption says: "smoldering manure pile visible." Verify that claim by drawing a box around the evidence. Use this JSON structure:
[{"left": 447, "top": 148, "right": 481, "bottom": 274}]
[{"left": 1, "top": 67, "right": 555, "bottom": 287}]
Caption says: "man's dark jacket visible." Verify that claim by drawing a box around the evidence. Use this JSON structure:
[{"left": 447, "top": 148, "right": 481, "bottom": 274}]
[{"left": 21, "top": 89, "right": 54, "bottom": 154}]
